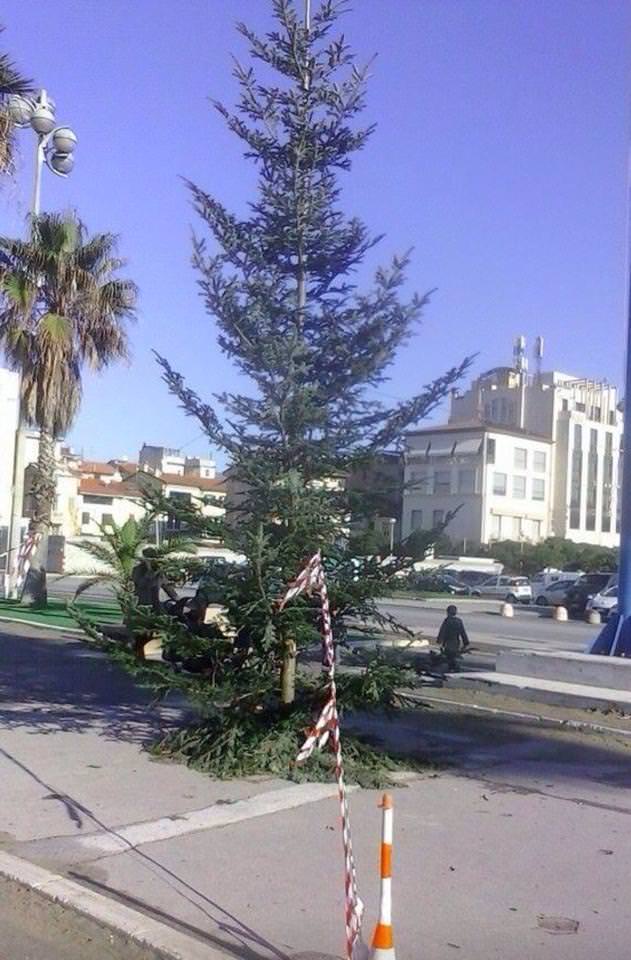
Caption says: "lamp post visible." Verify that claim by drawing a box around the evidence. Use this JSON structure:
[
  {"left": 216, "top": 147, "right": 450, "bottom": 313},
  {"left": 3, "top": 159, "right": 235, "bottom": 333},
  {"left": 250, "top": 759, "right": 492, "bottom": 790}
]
[
  {"left": 2, "top": 89, "right": 77, "bottom": 598},
  {"left": 590, "top": 191, "right": 630, "bottom": 655},
  {"left": 386, "top": 517, "right": 397, "bottom": 555}
]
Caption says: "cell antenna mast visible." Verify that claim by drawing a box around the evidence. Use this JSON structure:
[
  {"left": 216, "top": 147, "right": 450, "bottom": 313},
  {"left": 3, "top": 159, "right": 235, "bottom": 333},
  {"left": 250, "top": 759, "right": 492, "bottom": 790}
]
[{"left": 305, "top": 0, "right": 311, "bottom": 29}]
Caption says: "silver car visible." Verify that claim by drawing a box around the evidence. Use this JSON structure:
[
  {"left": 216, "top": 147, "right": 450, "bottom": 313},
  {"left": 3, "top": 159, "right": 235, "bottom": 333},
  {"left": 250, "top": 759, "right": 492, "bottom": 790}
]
[{"left": 471, "top": 575, "right": 532, "bottom": 603}]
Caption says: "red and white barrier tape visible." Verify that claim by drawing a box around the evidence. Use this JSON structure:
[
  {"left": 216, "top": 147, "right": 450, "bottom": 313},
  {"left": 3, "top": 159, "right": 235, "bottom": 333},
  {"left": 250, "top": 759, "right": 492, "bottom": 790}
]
[
  {"left": 15, "top": 532, "right": 40, "bottom": 593},
  {"left": 279, "top": 552, "right": 363, "bottom": 959}
]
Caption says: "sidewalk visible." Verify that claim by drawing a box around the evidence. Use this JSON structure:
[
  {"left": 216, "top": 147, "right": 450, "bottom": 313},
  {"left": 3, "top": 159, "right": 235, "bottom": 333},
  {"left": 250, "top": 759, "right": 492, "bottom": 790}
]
[{"left": 2, "top": 621, "right": 631, "bottom": 959}]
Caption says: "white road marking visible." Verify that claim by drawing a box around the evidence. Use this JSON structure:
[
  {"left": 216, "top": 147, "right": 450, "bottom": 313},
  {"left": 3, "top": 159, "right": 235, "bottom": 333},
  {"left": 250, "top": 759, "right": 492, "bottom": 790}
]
[{"left": 72, "top": 783, "right": 351, "bottom": 856}]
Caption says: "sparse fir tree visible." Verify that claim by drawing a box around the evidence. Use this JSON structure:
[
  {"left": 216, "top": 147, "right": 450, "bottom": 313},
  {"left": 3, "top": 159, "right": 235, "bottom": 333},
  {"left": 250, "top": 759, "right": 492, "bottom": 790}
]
[{"left": 86, "top": 0, "right": 470, "bottom": 783}]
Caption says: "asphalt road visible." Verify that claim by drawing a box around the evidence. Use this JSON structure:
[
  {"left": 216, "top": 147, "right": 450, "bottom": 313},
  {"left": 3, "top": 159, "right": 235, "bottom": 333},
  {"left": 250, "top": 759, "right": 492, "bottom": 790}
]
[
  {"left": 376, "top": 597, "right": 596, "bottom": 655},
  {"left": 49, "top": 577, "right": 597, "bottom": 661}
]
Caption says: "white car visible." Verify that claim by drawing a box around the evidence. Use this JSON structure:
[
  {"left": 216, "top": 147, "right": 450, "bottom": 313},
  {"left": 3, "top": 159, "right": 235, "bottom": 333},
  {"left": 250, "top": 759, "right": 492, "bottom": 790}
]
[
  {"left": 471, "top": 575, "right": 532, "bottom": 603},
  {"left": 532, "top": 578, "right": 577, "bottom": 606},
  {"left": 586, "top": 585, "right": 618, "bottom": 620}
]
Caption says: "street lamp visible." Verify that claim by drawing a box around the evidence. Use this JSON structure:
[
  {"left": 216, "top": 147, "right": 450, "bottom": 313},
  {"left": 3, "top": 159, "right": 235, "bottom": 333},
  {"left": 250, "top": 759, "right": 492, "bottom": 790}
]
[
  {"left": 386, "top": 517, "right": 397, "bottom": 555},
  {"left": 7, "top": 89, "right": 78, "bottom": 216},
  {"left": 2, "top": 89, "right": 77, "bottom": 599},
  {"left": 590, "top": 263, "right": 631, "bottom": 655}
]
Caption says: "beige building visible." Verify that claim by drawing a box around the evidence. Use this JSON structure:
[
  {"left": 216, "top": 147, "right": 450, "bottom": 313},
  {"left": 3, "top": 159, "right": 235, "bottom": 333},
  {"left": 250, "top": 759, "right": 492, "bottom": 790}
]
[{"left": 402, "top": 341, "right": 622, "bottom": 548}]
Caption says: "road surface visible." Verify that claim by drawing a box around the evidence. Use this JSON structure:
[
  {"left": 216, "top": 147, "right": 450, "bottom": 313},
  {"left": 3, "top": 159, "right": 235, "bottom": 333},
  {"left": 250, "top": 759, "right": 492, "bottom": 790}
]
[
  {"left": 0, "top": 876, "right": 159, "bottom": 960},
  {"left": 376, "top": 597, "right": 595, "bottom": 655}
]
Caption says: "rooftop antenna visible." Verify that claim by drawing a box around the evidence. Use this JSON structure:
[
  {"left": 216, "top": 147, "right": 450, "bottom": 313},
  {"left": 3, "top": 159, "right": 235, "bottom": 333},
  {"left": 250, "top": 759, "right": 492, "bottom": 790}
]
[
  {"left": 535, "top": 335, "right": 544, "bottom": 382},
  {"left": 513, "top": 335, "right": 527, "bottom": 373}
]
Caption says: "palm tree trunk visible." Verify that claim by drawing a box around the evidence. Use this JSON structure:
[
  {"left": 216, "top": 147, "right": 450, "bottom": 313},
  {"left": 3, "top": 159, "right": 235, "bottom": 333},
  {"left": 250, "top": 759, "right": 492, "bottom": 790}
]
[{"left": 21, "top": 426, "right": 56, "bottom": 606}]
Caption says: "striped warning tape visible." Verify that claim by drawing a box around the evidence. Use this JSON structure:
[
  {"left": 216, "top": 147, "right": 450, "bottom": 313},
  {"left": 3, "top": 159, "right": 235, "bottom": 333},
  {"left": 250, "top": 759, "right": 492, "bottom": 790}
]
[
  {"left": 15, "top": 532, "right": 40, "bottom": 595},
  {"left": 279, "top": 552, "right": 363, "bottom": 960}
]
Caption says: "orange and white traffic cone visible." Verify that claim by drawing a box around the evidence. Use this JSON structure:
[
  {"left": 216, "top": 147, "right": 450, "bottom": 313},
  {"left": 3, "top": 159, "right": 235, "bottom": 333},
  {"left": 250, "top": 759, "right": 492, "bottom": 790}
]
[{"left": 369, "top": 793, "right": 395, "bottom": 960}]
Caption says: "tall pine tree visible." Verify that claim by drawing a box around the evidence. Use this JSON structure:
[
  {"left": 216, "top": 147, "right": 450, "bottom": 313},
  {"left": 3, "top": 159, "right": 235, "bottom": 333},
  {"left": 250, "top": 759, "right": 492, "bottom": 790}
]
[{"left": 102, "top": 0, "right": 470, "bottom": 782}]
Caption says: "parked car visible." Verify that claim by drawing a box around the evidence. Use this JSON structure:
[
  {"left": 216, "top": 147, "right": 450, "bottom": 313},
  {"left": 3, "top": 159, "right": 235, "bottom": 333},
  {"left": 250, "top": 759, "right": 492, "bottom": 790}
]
[
  {"left": 410, "top": 572, "right": 470, "bottom": 595},
  {"left": 470, "top": 574, "right": 532, "bottom": 603},
  {"left": 565, "top": 572, "right": 616, "bottom": 618},
  {"left": 586, "top": 585, "right": 618, "bottom": 620},
  {"left": 533, "top": 578, "right": 578, "bottom": 606},
  {"left": 530, "top": 570, "right": 582, "bottom": 601}
]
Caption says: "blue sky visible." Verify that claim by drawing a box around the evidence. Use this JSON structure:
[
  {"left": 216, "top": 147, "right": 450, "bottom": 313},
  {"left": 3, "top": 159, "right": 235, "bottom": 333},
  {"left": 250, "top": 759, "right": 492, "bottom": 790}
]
[{"left": 2, "top": 0, "right": 629, "bottom": 467}]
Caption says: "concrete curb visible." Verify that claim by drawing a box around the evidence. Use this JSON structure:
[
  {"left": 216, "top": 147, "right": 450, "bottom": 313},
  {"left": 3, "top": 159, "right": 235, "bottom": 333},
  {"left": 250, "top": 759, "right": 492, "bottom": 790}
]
[
  {"left": 0, "top": 613, "right": 84, "bottom": 635},
  {"left": 0, "top": 849, "right": 232, "bottom": 959},
  {"left": 405, "top": 689, "right": 631, "bottom": 738}
]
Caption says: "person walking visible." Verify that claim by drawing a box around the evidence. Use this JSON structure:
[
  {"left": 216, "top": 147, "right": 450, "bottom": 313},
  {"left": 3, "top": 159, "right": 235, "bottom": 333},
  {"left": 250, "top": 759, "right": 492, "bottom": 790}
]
[{"left": 437, "top": 604, "right": 470, "bottom": 671}]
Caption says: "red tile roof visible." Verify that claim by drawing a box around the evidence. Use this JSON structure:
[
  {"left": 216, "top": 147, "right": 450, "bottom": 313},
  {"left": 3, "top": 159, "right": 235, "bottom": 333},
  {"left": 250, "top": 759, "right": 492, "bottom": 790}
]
[
  {"left": 160, "top": 472, "right": 226, "bottom": 493},
  {"left": 110, "top": 461, "right": 139, "bottom": 475},
  {"left": 79, "top": 478, "right": 141, "bottom": 498},
  {"left": 79, "top": 460, "right": 116, "bottom": 476}
]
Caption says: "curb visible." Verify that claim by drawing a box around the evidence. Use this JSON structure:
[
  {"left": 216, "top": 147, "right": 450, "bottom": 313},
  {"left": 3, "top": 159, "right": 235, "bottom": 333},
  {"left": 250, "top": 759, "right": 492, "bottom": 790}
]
[
  {"left": 0, "top": 613, "right": 84, "bottom": 635},
  {"left": 405, "top": 689, "right": 631, "bottom": 738},
  {"left": 0, "top": 849, "right": 231, "bottom": 960}
]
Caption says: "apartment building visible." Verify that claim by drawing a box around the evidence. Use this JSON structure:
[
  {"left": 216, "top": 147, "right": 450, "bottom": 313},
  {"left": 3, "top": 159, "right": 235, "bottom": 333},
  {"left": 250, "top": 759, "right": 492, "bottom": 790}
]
[{"left": 402, "top": 340, "right": 622, "bottom": 548}]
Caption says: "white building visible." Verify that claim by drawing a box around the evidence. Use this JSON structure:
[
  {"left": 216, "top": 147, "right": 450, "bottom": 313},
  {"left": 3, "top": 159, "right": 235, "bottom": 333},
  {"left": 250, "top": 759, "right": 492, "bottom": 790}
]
[{"left": 402, "top": 341, "right": 622, "bottom": 549}]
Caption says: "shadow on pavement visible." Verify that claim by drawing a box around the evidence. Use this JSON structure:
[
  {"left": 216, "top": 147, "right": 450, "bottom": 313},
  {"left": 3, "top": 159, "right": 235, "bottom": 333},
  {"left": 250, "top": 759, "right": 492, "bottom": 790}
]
[
  {"left": 0, "top": 741, "right": 288, "bottom": 960},
  {"left": 0, "top": 626, "right": 186, "bottom": 745}
]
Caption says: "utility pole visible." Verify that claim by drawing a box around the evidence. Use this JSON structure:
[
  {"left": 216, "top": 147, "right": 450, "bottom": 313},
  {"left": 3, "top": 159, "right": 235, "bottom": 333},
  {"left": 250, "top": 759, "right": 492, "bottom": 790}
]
[{"left": 591, "top": 154, "right": 631, "bottom": 655}]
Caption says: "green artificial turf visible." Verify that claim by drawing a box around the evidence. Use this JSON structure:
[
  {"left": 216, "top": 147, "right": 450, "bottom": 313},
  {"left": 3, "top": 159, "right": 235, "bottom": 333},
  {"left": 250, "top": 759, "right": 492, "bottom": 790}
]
[{"left": 0, "top": 597, "right": 122, "bottom": 629}]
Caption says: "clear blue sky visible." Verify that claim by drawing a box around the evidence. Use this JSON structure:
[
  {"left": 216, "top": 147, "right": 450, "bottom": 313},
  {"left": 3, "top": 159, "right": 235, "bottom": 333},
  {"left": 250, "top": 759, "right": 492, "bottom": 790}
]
[{"left": 2, "top": 0, "right": 629, "bottom": 467}]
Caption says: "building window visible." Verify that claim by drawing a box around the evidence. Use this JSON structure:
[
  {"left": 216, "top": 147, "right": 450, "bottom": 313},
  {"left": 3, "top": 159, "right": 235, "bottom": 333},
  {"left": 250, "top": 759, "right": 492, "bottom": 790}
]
[
  {"left": 101, "top": 514, "right": 114, "bottom": 529},
  {"left": 492, "top": 472, "right": 507, "bottom": 496},
  {"left": 534, "top": 450, "right": 546, "bottom": 473},
  {"left": 434, "top": 470, "right": 451, "bottom": 495},
  {"left": 458, "top": 469, "right": 476, "bottom": 494},
  {"left": 81, "top": 512, "right": 90, "bottom": 526},
  {"left": 514, "top": 448, "right": 527, "bottom": 470},
  {"left": 562, "top": 398, "right": 569, "bottom": 411},
  {"left": 585, "top": 428, "right": 599, "bottom": 531},
  {"left": 570, "top": 425, "right": 583, "bottom": 528},
  {"left": 512, "top": 516, "right": 522, "bottom": 539},
  {"left": 532, "top": 478, "right": 545, "bottom": 501},
  {"left": 530, "top": 519, "right": 542, "bottom": 541},
  {"left": 410, "top": 509, "right": 423, "bottom": 531},
  {"left": 602, "top": 433, "right": 613, "bottom": 533},
  {"left": 486, "top": 438, "right": 496, "bottom": 464},
  {"left": 512, "top": 475, "right": 526, "bottom": 499},
  {"left": 83, "top": 494, "right": 113, "bottom": 505},
  {"left": 410, "top": 471, "right": 430, "bottom": 491},
  {"left": 432, "top": 509, "right": 445, "bottom": 527},
  {"left": 490, "top": 514, "right": 502, "bottom": 540}
]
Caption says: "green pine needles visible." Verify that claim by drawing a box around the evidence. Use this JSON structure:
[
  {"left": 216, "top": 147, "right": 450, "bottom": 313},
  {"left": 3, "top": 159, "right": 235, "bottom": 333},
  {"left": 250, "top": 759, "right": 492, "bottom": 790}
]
[{"left": 78, "top": 0, "right": 469, "bottom": 783}]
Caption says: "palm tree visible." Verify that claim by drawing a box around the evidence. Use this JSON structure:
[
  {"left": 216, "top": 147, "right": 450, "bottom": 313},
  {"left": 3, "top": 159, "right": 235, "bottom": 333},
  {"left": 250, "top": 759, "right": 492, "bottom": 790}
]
[
  {"left": 73, "top": 516, "right": 195, "bottom": 601},
  {"left": 0, "top": 212, "right": 137, "bottom": 599},
  {"left": 0, "top": 25, "right": 33, "bottom": 176}
]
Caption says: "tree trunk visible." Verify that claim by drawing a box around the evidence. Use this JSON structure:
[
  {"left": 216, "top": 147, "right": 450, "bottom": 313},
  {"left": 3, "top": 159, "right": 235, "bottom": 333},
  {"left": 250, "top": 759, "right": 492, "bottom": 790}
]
[
  {"left": 280, "top": 632, "right": 297, "bottom": 705},
  {"left": 21, "top": 426, "right": 56, "bottom": 607}
]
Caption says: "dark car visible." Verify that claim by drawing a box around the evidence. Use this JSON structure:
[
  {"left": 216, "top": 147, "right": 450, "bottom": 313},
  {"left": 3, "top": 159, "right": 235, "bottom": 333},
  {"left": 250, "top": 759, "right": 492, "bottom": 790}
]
[
  {"left": 410, "top": 572, "right": 470, "bottom": 595},
  {"left": 565, "top": 572, "right": 615, "bottom": 618}
]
